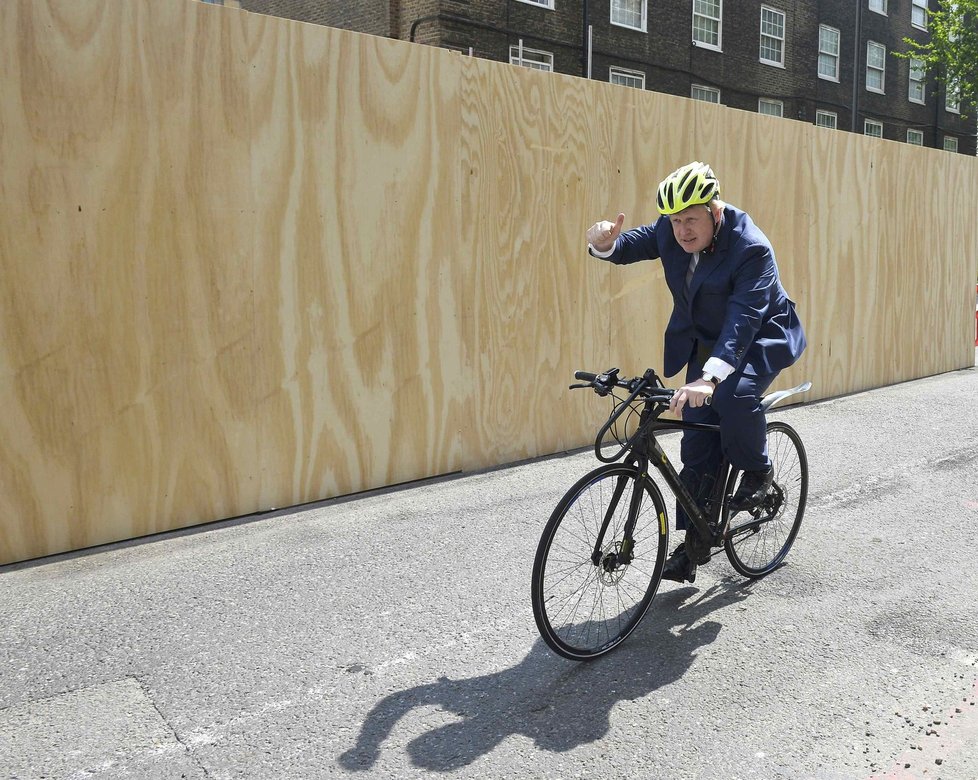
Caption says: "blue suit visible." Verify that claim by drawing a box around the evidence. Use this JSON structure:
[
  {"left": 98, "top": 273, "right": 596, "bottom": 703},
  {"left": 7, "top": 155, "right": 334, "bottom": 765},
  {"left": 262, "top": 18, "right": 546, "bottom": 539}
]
[{"left": 599, "top": 205, "right": 806, "bottom": 529}]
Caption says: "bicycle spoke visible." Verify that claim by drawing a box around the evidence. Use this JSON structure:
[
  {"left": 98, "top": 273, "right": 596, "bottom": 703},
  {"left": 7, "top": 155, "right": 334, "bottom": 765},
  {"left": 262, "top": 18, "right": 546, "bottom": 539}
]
[{"left": 725, "top": 421, "right": 807, "bottom": 578}]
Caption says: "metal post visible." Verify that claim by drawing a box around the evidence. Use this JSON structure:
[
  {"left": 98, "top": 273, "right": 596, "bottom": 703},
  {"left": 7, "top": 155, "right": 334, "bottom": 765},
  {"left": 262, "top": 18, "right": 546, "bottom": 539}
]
[{"left": 587, "top": 25, "right": 593, "bottom": 79}]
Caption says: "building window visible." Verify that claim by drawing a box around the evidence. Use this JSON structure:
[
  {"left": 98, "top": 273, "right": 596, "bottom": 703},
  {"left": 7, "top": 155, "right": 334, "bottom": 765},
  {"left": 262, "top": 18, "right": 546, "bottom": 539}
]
[
  {"left": 912, "top": 0, "right": 928, "bottom": 29},
  {"left": 691, "top": 84, "right": 721, "bottom": 104},
  {"left": 692, "top": 0, "right": 722, "bottom": 51},
  {"left": 611, "top": 0, "right": 647, "bottom": 32},
  {"left": 864, "top": 119, "right": 883, "bottom": 138},
  {"left": 759, "top": 6, "right": 785, "bottom": 66},
  {"left": 610, "top": 66, "right": 645, "bottom": 89},
  {"left": 944, "top": 136, "right": 959, "bottom": 152},
  {"left": 869, "top": 0, "right": 887, "bottom": 14},
  {"left": 908, "top": 58, "right": 926, "bottom": 103},
  {"left": 907, "top": 129, "right": 924, "bottom": 145},
  {"left": 815, "top": 110, "right": 838, "bottom": 129},
  {"left": 818, "top": 25, "right": 840, "bottom": 81},
  {"left": 946, "top": 79, "right": 961, "bottom": 113},
  {"left": 758, "top": 98, "right": 784, "bottom": 117},
  {"left": 866, "top": 41, "right": 886, "bottom": 93},
  {"left": 515, "top": 0, "right": 555, "bottom": 8},
  {"left": 509, "top": 46, "right": 554, "bottom": 71}
]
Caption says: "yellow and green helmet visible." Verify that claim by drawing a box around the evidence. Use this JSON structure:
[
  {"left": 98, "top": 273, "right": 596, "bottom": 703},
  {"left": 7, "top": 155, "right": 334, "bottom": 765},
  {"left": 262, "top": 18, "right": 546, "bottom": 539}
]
[{"left": 655, "top": 161, "right": 721, "bottom": 215}]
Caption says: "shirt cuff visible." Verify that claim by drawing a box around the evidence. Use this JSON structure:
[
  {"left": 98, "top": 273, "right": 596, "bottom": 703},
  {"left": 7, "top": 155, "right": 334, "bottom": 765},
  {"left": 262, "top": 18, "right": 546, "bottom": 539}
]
[
  {"left": 588, "top": 240, "right": 617, "bottom": 259},
  {"left": 703, "top": 357, "right": 735, "bottom": 381}
]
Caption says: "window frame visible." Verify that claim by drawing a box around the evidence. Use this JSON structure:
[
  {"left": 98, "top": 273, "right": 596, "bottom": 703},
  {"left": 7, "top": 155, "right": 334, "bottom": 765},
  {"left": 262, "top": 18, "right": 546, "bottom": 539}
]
[
  {"left": 691, "top": 83, "right": 721, "bottom": 104},
  {"left": 907, "top": 129, "right": 924, "bottom": 145},
  {"left": 759, "top": 5, "right": 786, "bottom": 67},
  {"left": 866, "top": 40, "right": 886, "bottom": 94},
  {"left": 514, "top": 0, "right": 555, "bottom": 9},
  {"left": 943, "top": 136, "right": 959, "bottom": 152},
  {"left": 864, "top": 118, "right": 884, "bottom": 138},
  {"left": 945, "top": 79, "right": 961, "bottom": 113},
  {"left": 868, "top": 0, "right": 888, "bottom": 15},
  {"left": 610, "top": 0, "right": 648, "bottom": 33},
  {"left": 815, "top": 110, "right": 838, "bottom": 129},
  {"left": 609, "top": 65, "right": 646, "bottom": 89},
  {"left": 508, "top": 45, "right": 554, "bottom": 71},
  {"left": 911, "top": 0, "right": 928, "bottom": 29},
  {"left": 818, "top": 25, "right": 840, "bottom": 82},
  {"left": 692, "top": 0, "right": 723, "bottom": 52},
  {"left": 908, "top": 57, "right": 926, "bottom": 104},
  {"left": 758, "top": 98, "right": 784, "bottom": 117}
]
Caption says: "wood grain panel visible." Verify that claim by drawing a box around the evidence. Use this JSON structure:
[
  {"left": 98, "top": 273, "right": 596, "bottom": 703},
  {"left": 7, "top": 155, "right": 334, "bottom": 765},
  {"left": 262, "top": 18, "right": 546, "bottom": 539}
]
[
  {"left": 0, "top": 0, "right": 259, "bottom": 561},
  {"left": 245, "top": 21, "right": 465, "bottom": 506},
  {"left": 804, "top": 127, "right": 882, "bottom": 398},
  {"left": 880, "top": 142, "right": 978, "bottom": 377},
  {"left": 459, "top": 61, "right": 612, "bottom": 467}
]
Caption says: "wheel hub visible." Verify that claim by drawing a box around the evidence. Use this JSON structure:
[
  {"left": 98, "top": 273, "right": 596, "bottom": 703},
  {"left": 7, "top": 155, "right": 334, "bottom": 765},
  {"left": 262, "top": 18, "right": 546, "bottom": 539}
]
[{"left": 597, "top": 540, "right": 632, "bottom": 584}]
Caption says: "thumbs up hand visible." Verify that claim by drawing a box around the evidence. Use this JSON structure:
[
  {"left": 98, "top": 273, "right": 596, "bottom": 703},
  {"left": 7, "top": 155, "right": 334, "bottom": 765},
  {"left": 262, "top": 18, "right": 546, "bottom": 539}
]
[{"left": 585, "top": 213, "right": 625, "bottom": 253}]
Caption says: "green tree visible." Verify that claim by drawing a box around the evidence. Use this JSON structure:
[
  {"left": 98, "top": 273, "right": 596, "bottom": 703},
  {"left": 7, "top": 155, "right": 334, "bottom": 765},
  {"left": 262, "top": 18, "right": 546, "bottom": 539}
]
[{"left": 901, "top": 1, "right": 978, "bottom": 111}]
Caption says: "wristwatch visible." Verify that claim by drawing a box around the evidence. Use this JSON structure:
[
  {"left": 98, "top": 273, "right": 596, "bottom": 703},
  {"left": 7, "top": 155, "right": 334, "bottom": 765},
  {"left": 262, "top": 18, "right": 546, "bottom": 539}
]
[{"left": 702, "top": 373, "right": 720, "bottom": 388}]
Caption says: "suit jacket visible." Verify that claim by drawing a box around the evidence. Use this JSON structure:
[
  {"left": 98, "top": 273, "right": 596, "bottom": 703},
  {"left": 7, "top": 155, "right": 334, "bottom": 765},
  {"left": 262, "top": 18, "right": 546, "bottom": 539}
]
[{"left": 603, "top": 205, "right": 806, "bottom": 378}]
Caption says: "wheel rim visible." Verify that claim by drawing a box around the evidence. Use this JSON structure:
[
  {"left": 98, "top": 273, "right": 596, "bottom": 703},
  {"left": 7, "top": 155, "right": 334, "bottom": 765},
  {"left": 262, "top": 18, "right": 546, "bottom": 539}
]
[
  {"left": 536, "top": 469, "right": 665, "bottom": 657},
  {"left": 726, "top": 423, "right": 806, "bottom": 575}
]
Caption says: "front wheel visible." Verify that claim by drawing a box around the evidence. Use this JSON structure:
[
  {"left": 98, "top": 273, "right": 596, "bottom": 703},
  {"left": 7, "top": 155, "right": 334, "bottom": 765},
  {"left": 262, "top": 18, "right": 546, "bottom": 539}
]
[
  {"left": 724, "top": 420, "right": 808, "bottom": 577},
  {"left": 531, "top": 464, "right": 668, "bottom": 660}
]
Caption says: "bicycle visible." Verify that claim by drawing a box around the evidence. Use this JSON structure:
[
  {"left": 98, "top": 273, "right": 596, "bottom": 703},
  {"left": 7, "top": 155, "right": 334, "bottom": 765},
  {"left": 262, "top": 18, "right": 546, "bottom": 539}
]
[{"left": 530, "top": 366, "right": 811, "bottom": 661}]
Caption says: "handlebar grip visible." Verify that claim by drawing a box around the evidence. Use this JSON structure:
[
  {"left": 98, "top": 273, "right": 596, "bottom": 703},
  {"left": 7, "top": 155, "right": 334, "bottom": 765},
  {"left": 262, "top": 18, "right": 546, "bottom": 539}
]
[{"left": 574, "top": 371, "right": 598, "bottom": 383}]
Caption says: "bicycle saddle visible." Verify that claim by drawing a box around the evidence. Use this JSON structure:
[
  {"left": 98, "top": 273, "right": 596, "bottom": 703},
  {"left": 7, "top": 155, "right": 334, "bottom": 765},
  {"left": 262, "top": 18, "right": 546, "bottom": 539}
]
[{"left": 760, "top": 381, "right": 812, "bottom": 413}]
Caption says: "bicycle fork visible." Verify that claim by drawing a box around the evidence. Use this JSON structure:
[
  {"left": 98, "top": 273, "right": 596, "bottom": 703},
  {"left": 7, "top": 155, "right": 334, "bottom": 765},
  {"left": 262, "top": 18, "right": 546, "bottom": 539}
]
[{"left": 589, "top": 464, "right": 648, "bottom": 572}]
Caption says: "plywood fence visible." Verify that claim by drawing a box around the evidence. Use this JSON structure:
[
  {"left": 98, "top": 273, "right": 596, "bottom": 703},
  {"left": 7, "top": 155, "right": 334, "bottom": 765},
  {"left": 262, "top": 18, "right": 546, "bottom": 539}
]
[{"left": 1, "top": 0, "right": 976, "bottom": 564}]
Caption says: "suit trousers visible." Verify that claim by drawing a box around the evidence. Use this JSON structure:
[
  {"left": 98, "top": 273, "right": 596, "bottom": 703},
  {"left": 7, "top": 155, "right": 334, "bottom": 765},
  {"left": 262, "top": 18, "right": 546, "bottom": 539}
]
[{"left": 675, "top": 357, "right": 777, "bottom": 531}]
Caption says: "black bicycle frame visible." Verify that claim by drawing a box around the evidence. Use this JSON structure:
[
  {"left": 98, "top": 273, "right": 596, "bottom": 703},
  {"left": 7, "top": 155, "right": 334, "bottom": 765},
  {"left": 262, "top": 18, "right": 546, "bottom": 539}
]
[
  {"left": 588, "top": 403, "right": 731, "bottom": 566},
  {"left": 641, "top": 418, "right": 729, "bottom": 545}
]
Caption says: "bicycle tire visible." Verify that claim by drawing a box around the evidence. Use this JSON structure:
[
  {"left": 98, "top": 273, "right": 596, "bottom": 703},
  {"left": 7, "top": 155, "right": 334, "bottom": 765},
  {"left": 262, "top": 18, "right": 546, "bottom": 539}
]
[
  {"left": 531, "top": 463, "right": 668, "bottom": 660},
  {"left": 723, "top": 420, "right": 808, "bottom": 578}
]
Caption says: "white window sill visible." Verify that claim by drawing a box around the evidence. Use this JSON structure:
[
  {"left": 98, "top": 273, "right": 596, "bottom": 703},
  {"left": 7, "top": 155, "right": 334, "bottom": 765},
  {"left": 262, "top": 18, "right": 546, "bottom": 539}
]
[{"left": 611, "top": 21, "right": 647, "bottom": 33}]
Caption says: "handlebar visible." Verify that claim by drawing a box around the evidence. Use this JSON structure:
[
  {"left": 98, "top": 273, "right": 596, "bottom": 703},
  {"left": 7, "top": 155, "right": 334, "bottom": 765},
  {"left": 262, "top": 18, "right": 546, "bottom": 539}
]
[
  {"left": 572, "top": 368, "right": 671, "bottom": 399},
  {"left": 569, "top": 368, "right": 668, "bottom": 462},
  {"left": 571, "top": 367, "right": 709, "bottom": 405}
]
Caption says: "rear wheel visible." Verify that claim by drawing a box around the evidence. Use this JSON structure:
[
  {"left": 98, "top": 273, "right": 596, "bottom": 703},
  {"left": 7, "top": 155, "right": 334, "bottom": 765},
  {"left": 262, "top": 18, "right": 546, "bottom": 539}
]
[
  {"left": 531, "top": 464, "right": 668, "bottom": 660},
  {"left": 724, "top": 421, "right": 808, "bottom": 577}
]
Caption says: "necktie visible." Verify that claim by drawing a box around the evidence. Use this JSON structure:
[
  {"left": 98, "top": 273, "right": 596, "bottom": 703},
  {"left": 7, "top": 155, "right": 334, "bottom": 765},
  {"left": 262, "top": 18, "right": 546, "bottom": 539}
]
[{"left": 685, "top": 252, "right": 699, "bottom": 295}]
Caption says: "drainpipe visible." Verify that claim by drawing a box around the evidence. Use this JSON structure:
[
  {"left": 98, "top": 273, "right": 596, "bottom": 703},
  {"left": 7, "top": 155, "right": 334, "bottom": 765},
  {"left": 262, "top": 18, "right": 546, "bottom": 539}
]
[
  {"left": 851, "top": 1, "right": 862, "bottom": 132},
  {"left": 581, "top": 0, "right": 588, "bottom": 78}
]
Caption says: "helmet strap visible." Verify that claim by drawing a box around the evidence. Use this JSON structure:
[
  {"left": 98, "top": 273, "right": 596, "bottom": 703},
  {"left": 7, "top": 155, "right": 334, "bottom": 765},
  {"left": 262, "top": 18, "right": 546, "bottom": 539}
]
[{"left": 705, "top": 203, "right": 722, "bottom": 254}]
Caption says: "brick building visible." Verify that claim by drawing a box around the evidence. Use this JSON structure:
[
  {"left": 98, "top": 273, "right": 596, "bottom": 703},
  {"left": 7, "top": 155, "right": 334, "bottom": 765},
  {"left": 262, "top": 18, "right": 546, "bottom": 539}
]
[{"left": 213, "top": 0, "right": 976, "bottom": 155}]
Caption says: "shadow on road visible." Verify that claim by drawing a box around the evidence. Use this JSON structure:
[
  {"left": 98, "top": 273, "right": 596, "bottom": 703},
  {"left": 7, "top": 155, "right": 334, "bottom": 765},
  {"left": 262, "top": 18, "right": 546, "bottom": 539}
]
[{"left": 338, "top": 579, "right": 751, "bottom": 772}]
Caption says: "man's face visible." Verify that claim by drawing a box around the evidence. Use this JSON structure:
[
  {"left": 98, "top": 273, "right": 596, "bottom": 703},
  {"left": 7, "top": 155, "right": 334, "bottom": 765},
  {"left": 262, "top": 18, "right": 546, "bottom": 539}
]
[{"left": 669, "top": 204, "right": 716, "bottom": 253}]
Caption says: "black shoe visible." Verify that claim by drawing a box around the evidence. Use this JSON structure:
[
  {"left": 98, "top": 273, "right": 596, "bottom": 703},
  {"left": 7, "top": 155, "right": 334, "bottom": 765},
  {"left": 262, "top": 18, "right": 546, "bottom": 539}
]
[
  {"left": 661, "top": 543, "right": 697, "bottom": 584},
  {"left": 729, "top": 466, "right": 774, "bottom": 512}
]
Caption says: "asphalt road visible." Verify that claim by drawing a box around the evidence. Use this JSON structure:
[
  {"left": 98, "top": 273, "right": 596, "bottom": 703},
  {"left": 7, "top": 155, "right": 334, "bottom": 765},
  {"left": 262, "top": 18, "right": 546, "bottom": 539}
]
[{"left": 2, "top": 357, "right": 978, "bottom": 780}]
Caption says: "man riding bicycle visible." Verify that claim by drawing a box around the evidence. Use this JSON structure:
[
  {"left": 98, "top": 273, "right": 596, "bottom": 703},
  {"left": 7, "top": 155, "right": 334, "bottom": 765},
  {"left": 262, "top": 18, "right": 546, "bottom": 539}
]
[{"left": 586, "top": 161, "right": 807, "bottom": 583}]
